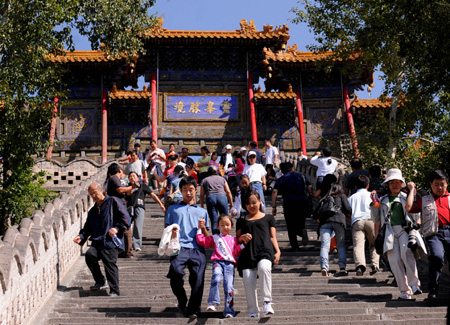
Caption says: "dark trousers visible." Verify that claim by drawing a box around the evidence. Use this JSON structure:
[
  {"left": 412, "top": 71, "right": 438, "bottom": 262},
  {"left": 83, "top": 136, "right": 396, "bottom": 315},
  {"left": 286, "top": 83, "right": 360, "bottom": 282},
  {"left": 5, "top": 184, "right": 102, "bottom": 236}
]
[
  {"left": 283, "top": 199, "right": 309, "bottom": 249},
  {"left": 85, "top": 246, "right": 120, "bottom": 294},
  {"left": 167, "top": 247, "right": 206, "bottom": 315},
  {"left": 426, "top": 228, "right": 450, "bottom": 294}
]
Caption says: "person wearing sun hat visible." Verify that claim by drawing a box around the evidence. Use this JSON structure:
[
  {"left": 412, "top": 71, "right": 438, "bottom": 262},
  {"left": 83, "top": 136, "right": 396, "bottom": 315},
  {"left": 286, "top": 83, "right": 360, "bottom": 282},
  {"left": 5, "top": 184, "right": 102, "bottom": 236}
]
[{"left": 370, "top": 168, "right": 425, "bottom": 300}]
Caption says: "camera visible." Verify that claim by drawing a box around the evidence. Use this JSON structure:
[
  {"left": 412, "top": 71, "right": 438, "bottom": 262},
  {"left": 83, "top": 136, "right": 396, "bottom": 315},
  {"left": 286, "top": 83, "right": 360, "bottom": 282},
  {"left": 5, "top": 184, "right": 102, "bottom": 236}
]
[{"left": 402, "top": 220, "right": 421, "bottom": 251}]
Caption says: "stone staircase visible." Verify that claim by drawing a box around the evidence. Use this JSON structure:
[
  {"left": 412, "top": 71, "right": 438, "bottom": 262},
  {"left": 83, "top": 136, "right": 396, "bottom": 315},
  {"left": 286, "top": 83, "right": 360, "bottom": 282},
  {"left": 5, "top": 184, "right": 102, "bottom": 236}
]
[{"left": 38, "top": 194, "right": 449, "bottom": 324}]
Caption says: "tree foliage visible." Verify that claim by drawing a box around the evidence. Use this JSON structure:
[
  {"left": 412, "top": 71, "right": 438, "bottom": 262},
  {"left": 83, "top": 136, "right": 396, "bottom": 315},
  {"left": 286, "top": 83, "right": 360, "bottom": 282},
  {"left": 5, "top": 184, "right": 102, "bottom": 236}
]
[
  {"left": 0, "top": 0, "right": 157, "bottom": 233},
  {"left": 292, "top": 0, "right": 450, "bottom": 186}
]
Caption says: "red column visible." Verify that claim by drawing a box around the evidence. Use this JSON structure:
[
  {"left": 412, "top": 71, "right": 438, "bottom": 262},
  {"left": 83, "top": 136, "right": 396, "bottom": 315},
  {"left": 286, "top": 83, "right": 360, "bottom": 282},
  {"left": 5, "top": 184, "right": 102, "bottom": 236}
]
[
  {"left": 343, "top": 87, "right": 360, "bottom": 157},
  {"left": 247, "top": 71, "right": 258, "bottom": 145},
  {"left": 46, "top": 97, "right": 58, "bottom": 160},
  {"left": 295, "top": 89, "right": 307, "bottom": 156},
  {"left": 101, "top": 89, "right": 108, "bottom": 163},
  {"left": 151, "top": 71, "right": 158, "bottom": 142}
]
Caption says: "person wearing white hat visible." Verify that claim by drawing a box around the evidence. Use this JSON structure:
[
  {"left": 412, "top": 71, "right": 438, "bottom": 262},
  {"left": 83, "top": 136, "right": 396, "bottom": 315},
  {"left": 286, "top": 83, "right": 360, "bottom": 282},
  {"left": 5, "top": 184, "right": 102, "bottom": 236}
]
[
  {"left": 240, "top": 147, "right": 248, "bottom": 160},
  {"left": 219, "top": 144, "right": 234, "bottom": 169},
  {"left": 371, "top": 168, "right": 424, "bottom": 300}
]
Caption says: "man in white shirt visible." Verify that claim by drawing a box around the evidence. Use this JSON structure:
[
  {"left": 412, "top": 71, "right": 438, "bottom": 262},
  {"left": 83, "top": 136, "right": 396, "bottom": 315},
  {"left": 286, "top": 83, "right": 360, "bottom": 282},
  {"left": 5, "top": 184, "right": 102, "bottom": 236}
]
[
  {"left": 348, "top": 175, "right": 379, "bottom": 276},
  {"left": 219, "top": 144, "right": 234, "bottom": 169},
  {"left": 243, "top": 151, "right": 267, "bottom": 208},
  {"left": 310, "top": 147, "right": 338, "bottom": 190},
  {"left": 264, "top": 139, "right": 279, "bottom": 167}
]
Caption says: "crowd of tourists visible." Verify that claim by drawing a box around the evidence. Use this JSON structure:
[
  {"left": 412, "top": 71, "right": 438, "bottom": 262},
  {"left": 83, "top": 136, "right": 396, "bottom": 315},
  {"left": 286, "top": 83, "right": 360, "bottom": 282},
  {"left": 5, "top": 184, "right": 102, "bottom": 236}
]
[{"left": 74, "top": 142, "right": 450, "bottom": 319}]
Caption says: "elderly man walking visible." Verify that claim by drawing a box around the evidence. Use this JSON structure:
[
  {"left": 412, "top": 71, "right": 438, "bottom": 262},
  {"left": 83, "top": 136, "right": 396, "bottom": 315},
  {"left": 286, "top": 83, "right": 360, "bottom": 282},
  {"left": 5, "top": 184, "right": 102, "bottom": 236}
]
[{"left": 74, "top": 182, "right": 130, "bottom": 296}]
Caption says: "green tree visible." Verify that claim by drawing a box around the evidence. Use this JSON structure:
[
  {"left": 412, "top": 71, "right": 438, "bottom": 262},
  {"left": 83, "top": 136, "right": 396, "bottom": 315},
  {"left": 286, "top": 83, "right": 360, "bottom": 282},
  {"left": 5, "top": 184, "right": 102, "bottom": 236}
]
[
  {"left": 292, "top": 0, "right": 450, "bottom": 185},
  {"left": 0, "top": 0, "right": 157, "bottom": 233}
]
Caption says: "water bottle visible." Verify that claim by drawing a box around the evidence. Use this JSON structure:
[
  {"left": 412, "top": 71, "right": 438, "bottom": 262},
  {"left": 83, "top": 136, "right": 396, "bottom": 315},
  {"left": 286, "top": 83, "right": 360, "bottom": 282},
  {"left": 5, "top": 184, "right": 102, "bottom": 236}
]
[{"left": 112, "top": 234, "right": 122, "bottom": 248}]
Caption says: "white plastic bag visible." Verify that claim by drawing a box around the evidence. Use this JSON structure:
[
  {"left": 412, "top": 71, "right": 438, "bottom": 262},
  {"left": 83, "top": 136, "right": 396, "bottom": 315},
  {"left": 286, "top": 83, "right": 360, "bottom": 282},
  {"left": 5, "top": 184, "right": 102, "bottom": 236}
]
[{"left": 158, "top": 224, "right": 180, "bottom": 256}]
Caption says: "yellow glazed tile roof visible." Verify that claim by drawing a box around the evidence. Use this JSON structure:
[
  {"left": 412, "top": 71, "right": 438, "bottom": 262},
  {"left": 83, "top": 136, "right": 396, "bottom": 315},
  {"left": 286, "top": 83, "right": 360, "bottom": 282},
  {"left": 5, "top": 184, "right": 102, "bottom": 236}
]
[
  {"left": 109, "top": 85, "right": 151, "bottom": 100},
  {"left": 254, "top": 85, "right": 297, "bottom": 100},
  {"left": 48, "top": 50, "right": 124, "bottom": 63},
  {"left": 143, "top": 19, "right": 290, "bottom": 41},
  {"left": 263, "top": 44, "right": 360, "bottom": 64}
]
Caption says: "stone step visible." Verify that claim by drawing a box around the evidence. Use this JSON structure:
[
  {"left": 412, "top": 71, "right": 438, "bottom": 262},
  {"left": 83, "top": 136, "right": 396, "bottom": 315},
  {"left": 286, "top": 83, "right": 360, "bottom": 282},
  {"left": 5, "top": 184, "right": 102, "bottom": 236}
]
[
  {"left": 46, "top": 312, "right": 447, "bottom": 324},
  {"left": 37, "top": 198, "right": 450, "bottom": 325}
]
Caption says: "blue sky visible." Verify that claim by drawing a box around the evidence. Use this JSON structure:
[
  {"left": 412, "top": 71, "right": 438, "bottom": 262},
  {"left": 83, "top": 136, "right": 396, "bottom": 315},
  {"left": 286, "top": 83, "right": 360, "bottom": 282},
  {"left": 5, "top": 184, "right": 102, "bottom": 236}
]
[{"left": 74, "top": 0, "right": 383, "bottom": 99}]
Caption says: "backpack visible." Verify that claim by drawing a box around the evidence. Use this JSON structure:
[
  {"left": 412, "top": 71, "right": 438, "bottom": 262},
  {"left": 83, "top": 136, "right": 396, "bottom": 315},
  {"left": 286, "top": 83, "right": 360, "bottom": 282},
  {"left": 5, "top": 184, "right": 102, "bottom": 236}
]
[{"left": 316, "top": 195, "right": 340, "bottom": 222}]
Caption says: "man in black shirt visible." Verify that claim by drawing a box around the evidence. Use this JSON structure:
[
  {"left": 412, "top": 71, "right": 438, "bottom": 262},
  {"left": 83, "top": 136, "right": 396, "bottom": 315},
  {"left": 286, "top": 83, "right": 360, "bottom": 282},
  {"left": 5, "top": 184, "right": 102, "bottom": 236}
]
[
  {"left": 272, "top": 162, "right": 313, "bottom": 250},
  {"left": 180, "top": 147, "right": 194, "bottom": 167},
  {"left": 106, "top": 163, "right": 137, "bottom": 257}
]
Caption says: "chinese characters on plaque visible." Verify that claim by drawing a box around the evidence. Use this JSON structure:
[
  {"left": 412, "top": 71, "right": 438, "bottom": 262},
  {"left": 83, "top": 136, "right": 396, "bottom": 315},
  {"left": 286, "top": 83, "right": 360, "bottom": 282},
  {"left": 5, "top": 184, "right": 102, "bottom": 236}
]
[{"left": 165, "top": 94, "right": 239, "bottom": 121}]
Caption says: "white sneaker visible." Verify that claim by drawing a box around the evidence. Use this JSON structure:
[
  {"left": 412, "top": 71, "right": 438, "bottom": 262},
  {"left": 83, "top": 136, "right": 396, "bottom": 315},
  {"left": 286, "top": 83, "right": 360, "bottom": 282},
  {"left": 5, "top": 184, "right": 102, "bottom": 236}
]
[
  {"left": 135, "top": 247, "right": 142, "bottom": 252},
  {"left": 206, "top": 304, "right": 217, "bottom": 311},
  {"left": 263, "top": 301, "right": 274, "bottom": 315},
  {"left": 248, "top": 313, "right": 259, "bottom": 318},
  {"left": 399, "top": 292, "right": 412, "bottom": 300},
  {"left": 412, "top": 285, "right": 422, "bottom": 295}
]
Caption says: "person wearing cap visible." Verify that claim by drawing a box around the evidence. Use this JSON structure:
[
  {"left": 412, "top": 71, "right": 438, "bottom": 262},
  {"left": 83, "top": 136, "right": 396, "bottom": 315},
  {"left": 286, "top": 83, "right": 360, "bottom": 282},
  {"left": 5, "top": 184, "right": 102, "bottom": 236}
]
[
  {"left": 310, "top": 147, "right": 338, "bottom": 191},
  {"left": 371, "top": 168, "right": 425, "bottom": 300},
  {"left": 240, "top": 147, "right": 248, "bottom": 160},
  {"left": 405, "top": 170, "right": 449, "bottom": 303},
  {"left": 248, "top": 141, "right": 263, "bottom": 164},
  {"left": 243, "top": 151, "right": 267, "bottom": 209},
  {"left": 219, "top": 144, "right": 234, "bottom": 169}
]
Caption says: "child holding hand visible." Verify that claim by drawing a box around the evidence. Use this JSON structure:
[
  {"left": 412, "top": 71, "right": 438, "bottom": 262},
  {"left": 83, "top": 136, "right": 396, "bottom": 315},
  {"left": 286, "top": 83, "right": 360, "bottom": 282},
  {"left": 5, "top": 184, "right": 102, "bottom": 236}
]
[{"left": 196, "top": 215, "right": 252, "bottom": 318}]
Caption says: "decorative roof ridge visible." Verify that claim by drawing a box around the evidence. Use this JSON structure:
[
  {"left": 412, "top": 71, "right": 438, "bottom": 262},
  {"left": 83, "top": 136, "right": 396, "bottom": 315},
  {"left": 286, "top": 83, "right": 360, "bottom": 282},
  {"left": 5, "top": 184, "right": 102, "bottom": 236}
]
[
  {"left": 350, "top": 94, "right": 392, "bottom": 108},
  {"left": 109, "top": 84, "right": 151, "bottom": 100},
  {"left": 48, "top": 50, "right": 126, "bottom": 63},
  {"left": 263, "top": 45, "right": 360, "bottom": 64},
  {"left": 254, "top": 85, "right": 297, "bottom": 100},
  {"left": 143, "top": 18, "right": 290, "bottom": 40}
]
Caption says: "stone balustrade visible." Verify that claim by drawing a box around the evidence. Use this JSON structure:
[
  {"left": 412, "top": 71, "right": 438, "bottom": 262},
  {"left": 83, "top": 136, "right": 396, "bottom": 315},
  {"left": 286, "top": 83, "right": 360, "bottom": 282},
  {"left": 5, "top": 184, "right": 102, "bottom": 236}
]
[
  {"left": 0, "top": 162, "right": 110, "bottom": 325},
  {"left": 282, "top": 153, "right": 350, "bottom": 190}
]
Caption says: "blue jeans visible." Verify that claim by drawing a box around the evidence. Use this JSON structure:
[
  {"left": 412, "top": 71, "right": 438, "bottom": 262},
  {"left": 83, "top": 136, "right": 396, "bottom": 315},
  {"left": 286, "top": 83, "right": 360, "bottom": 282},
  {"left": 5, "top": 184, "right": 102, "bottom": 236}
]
[
  {"left": 251, "top": 182, "right": 266, "bottom": 211},
  {"left": 320, "top": 222, "right": 346, "bottom": 271},
  {"left": 208, "top": 260, "right": 236, "bottom": 316},
  {"left": 206, "top": 194, "right": 228, "bottom": 234}
]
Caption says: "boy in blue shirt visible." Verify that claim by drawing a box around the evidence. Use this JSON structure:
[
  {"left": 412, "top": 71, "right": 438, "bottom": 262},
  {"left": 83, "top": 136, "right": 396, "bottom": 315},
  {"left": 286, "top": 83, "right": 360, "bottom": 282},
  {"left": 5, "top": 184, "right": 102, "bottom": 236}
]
[{"left": 165, "top": 176, "right": 209, "bottom": 319}]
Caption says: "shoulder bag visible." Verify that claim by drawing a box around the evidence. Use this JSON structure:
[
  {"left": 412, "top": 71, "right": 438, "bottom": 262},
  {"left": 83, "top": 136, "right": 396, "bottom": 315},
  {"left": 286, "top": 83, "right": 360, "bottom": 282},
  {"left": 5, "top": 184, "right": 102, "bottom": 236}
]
[{"left": 374, "top": 208, "right": 392, "bottom": 255}]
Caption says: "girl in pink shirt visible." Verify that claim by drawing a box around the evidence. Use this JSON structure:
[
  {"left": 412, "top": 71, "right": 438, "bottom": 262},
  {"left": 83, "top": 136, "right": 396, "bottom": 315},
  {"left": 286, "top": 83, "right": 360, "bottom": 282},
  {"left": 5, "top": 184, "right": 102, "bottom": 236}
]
[{"left": 196, "top": 215, "right": 251, "bottom": 318}]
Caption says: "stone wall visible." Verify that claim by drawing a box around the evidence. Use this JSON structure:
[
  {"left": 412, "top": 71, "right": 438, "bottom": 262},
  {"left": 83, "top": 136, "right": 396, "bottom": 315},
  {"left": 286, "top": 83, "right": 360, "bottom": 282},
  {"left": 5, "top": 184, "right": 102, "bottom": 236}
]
[
  {"left": 283, "top": 153, "right": 349, "bottom": 190},
  {"left": 33, "top": 158, "right": 114, "bottom": 191},
  {"left": 0, "top": 164, "right": 109, "bottom": 325}
]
